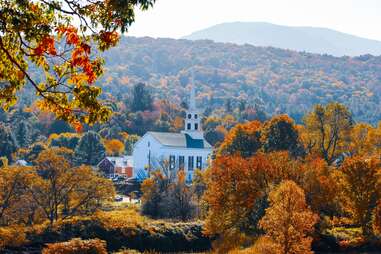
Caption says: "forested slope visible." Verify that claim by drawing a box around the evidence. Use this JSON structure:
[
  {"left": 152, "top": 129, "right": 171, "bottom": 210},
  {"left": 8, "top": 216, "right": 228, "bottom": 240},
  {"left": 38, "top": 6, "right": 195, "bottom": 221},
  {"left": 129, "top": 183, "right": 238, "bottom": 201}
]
[{"left": 100, "top": 36, "right": 381, "bottom": 124}]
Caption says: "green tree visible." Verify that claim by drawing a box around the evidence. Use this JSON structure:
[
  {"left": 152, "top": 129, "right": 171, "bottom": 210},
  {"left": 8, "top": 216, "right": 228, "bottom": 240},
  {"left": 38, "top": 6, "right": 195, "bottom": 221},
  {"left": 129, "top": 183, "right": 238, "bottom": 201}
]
[
  {"left": 131, "top": 83, "right": 153, "bottom": 112},
  {"left": 47, "top": 120, "right": 74, "bottom": 135},
  {"left": 261, "top": 115, "right": 301, "bottom": 156},
  {"left": 74, "top": 131, "right": 106, "bottom": 166},
  {"left": 124, "top": 134, "right": 140, "bottom": 155},
  {"left": 0, "top": 124, "right": 18, "bottom": 162},
  {"left": 0, "top": 0, "right": 155, "bottom": 125},
  {"left": 15, "top": 120, "right": 31, "bottom": 148}
]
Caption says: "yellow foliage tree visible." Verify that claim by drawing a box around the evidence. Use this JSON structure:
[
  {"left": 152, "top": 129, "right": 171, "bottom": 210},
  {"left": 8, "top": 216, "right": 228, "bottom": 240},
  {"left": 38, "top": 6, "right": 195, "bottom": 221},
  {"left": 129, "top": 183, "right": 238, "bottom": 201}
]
[
  {"left": 303, "top": 103, "right": 353, "bottom": 164},
  {"left": 0, "top": 166, "right": 39, "bottom": 226},
  {"left": 349, "top": 123, "right": 374, "bottom": 156},
  {"left": 259, "top": 180, "right": 318, "bottom": 254},
  {"left": 336, "top": 156, "right": 381, "bottom": 238},
  {"left": 28, "top": 148, "right": 115, "bottom": 225}
]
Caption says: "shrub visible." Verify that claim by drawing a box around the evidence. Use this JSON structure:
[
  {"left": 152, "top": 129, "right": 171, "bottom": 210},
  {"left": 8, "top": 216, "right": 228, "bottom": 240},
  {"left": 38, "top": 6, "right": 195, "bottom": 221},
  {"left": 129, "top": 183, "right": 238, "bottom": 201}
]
[
  {"left": 228, "top": 236, "right": 281, "bottom": 254},
  {"left": 42, "top": 238, "right": 107, "bottom": 254},
  {"left": 0, "top": 225, "right": 28, "bottom": 250},
  {"left": 27, "top": 209, "right": 211, "bottom": 253}
]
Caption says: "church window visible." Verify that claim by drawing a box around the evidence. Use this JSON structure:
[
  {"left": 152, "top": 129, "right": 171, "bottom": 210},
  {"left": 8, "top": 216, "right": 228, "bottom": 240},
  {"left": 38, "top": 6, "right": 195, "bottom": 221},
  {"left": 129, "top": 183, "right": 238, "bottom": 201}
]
[
  {"left": 179, "top": 156, "right": 185, "bottom": 169},
  {"left": 169, "top": 155, "right": 176, "bottom": 170},
  {"left": 196, "top": 156, "right": 202, "bottom": 169},
  {"left": 187, "top": 123, "right": 191, "bottom": 130},
  {"left": 195, "top": 123, "right": 198, "bottom": 130},
  {"left": 188, "top": 114, "right": 192, "bottom": 119},
  {"left": 195, "top": 114, "right": 198, "bottom": 119},
  {"left": 188, "top": 156, "right": 194, "bottom": 171}
]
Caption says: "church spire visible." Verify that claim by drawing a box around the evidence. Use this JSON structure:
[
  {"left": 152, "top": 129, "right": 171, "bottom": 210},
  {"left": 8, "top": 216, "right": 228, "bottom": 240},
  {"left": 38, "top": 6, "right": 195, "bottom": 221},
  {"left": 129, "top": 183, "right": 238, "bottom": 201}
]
[
  {"left": 189, "top": 85, "right": 196, "bottom": 110},
  {"left": 181, "top": 80, "right": 203, "bottom": 139}
]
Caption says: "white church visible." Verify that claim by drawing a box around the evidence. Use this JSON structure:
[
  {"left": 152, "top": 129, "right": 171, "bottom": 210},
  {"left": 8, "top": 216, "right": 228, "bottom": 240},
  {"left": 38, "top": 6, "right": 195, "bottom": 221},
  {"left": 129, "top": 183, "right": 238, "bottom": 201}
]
[{"left": 132, "top": 88, "right": 213, "bottom": 182}]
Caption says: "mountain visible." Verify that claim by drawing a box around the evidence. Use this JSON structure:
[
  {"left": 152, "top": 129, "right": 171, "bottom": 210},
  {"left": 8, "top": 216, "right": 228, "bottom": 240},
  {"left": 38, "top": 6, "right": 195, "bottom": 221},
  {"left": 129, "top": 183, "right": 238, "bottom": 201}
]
[
  {"left": 183, "top": 22, "right": 381, "bottom": 57},
  {"left": 98, "top": 36, "right": 381, "bottom": 124}
]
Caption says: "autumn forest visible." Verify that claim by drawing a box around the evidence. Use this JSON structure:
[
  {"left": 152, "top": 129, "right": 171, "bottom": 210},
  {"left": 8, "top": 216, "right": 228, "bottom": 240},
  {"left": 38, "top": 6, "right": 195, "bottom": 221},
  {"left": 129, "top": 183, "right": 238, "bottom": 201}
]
[{"left": 2, "top": 0, "right": 381, "bottom": 253}]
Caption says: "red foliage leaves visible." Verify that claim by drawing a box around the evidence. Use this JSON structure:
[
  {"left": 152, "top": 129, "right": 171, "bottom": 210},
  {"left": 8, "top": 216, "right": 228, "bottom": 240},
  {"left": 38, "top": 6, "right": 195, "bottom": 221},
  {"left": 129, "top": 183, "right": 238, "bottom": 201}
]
[
  {"left": 56, "top": 26, "right": 79, "bottom": 45},
  {"left": 99, "top": 30, "right": 120, "bottom": 50},
  {"left": 34, "top": 36, "right": 57, "bottom": 56}
]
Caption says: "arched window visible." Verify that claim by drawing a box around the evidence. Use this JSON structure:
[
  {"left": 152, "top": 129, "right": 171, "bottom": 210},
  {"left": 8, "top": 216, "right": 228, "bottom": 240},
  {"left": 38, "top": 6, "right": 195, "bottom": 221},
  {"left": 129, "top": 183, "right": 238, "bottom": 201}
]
[
  {"left": 195, "top": 114, "right": 198, "bottom": 119},
  {"left": 187, "top": 123, "right": 191, "bottom": 130},
  {"left": 195, "top": 123, "right": 198, "bottom": 130},
  {"left": 188, "top": 114, "right": 192, "bottom": 119}
]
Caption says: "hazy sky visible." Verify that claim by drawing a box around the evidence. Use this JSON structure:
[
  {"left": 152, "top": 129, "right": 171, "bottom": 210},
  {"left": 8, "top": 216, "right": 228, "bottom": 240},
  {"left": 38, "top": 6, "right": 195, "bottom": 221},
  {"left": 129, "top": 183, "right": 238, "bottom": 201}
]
[{"left": 128, "top": 0, "right": 381, "bottom": 41}]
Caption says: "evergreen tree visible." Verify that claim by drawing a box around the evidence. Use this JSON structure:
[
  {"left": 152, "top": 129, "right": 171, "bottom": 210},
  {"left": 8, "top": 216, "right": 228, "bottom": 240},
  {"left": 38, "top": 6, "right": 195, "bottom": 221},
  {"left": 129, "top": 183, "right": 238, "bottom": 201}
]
[
  {"left": 74, "top": 131, "right": 106, "bottom": 166},
  {"left": 124, "top": 134, "right": 140, "bottom": 155},
  {"left": 48, "top": 120, "right": 74, "bottom": 135},
  {"left": 225, "top": 98, "right": 233, "bottom": 113},
  {"left": 15, "top": 120, "right": 31, "bottom": 148},
  {"left": 49, "top": 133, "right": 80, "bottom": 150},
  {"left": 26, "top": 143, "right": 47, "bottom": 163},
  {"left": 131, "top": 83, "right": 153, "bottom": 112},
  {"left": 0, "top": 109, "right": 8, "bottom": 123},
  {"left": 0, "top": 124, "right": 18, "bottom": 162}
]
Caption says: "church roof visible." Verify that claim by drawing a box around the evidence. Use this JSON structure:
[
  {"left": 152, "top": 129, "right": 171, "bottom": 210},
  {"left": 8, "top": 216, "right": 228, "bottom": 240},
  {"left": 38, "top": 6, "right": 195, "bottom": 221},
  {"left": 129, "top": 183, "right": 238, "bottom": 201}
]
[{"left": 148, "top": 131, "right": 212, "bottom": 149}]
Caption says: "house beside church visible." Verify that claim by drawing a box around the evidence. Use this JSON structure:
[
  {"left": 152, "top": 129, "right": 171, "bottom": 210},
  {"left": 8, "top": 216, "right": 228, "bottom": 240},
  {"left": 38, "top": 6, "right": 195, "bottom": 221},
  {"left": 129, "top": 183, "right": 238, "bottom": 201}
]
[
  {"left": 97, "top": 156, "right": 133, "bottom": 179},
  {"left": 132, "top": 88, "right": 213, "bottom": 182}
]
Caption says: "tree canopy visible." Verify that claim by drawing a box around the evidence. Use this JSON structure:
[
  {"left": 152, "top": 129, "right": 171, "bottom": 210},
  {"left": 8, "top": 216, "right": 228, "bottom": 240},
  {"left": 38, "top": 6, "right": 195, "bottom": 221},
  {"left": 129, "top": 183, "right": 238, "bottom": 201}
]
[{"left": 0, "top": 0, "right": 155, "bottom": 127}]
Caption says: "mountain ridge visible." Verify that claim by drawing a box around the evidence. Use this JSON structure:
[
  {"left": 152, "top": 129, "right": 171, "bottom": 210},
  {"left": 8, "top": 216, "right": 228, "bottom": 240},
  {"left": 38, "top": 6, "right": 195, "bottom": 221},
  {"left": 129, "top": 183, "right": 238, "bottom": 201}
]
[{"left": 183, "top": 22, "right": 381, "bottom": 57}]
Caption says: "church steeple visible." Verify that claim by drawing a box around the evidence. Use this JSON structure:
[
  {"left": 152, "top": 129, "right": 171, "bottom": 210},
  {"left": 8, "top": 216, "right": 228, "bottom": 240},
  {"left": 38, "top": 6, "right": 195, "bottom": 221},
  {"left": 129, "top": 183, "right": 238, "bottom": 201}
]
[
  {"left": 189, "top": 85, "right": 196, "bottom": 110},
  {"left": 182, "top": 85, "right": 203, "bottom": 139}
]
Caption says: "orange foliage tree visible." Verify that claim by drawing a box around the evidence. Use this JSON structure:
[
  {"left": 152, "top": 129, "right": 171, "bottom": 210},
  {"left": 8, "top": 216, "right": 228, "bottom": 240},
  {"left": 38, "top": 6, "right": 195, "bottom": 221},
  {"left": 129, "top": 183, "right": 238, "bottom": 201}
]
[
  {"left": 259, "top": 180, "right": 318, "bottom": 254},
  {"left": 104, "top": 139, "right": 125, "bottom": 156},
  {"left": 217, "top": 120, "right": 262, "bottom": 158},
  {"left": 203, "top": 154, "right": 275, "bottom": 251},
  {"left": 266, "top": 152, "right": 339, "bottom": 215},
  {"left": 204, "top": 151, "right": 338, "bottom": 251}
]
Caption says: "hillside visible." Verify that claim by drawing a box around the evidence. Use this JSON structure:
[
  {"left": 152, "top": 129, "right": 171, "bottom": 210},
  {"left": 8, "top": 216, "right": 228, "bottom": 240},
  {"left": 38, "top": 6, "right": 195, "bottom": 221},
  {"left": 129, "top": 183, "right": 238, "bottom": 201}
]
[
  {"left": 99, "top": 36, "right": 381, "bottom": 124},
  {"left": 183, "top": 22, "right": 381, "bottom": 57}
]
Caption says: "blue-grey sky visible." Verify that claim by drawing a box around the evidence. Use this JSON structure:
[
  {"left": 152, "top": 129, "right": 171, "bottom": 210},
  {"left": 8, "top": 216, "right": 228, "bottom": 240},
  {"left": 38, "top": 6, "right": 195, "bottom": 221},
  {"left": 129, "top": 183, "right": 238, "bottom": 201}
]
[{"left": 128, "top": 0, "right": 381, "bottom": 41}]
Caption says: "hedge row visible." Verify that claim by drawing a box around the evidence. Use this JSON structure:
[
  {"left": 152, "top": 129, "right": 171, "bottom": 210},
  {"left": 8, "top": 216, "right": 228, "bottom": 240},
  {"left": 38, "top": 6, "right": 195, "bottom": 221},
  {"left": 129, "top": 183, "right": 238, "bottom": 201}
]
[{"left": 26, "top": 218, "right": 211, "bottom": 253}]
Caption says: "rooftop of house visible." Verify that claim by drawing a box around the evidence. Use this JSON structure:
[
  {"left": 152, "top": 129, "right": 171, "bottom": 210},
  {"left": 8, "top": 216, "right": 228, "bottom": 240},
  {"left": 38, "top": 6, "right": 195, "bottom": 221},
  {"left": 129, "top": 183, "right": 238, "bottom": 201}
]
[
  {"left": 106, "top": 156, "right": 133, "bottom": 168},
  {"left": 148, "top": 131, "right": 212, "bottom": 149}
]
